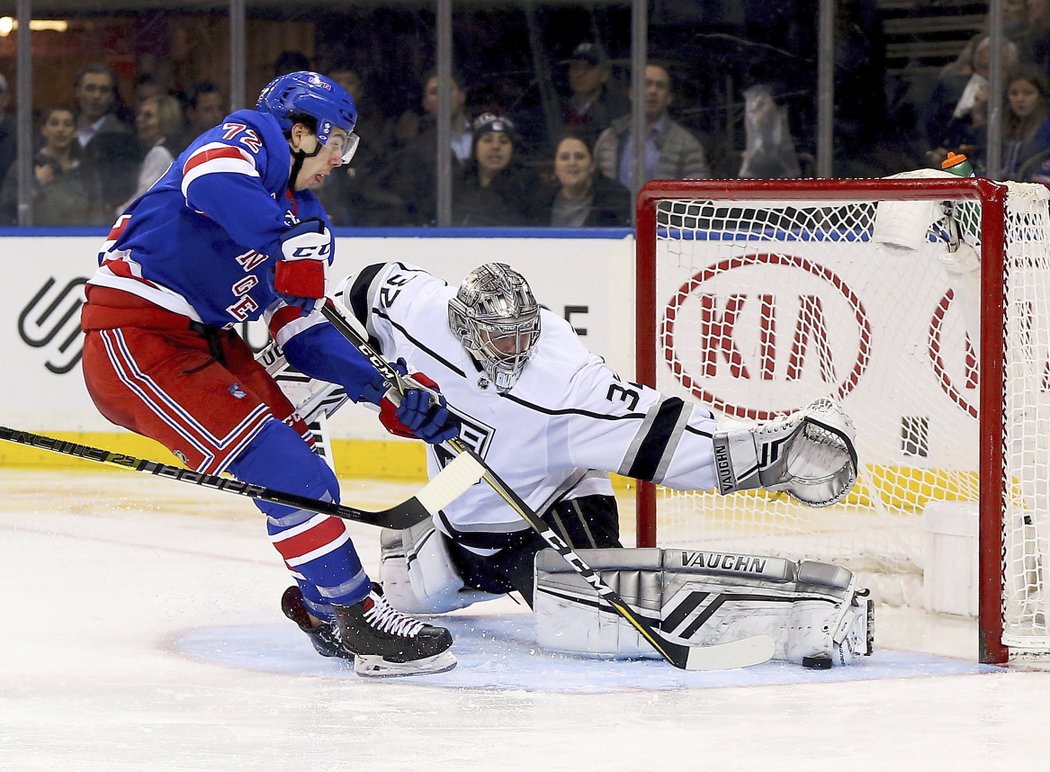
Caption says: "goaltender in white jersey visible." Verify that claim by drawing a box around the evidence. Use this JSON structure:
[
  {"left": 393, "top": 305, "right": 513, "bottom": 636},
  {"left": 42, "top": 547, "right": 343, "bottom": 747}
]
[
  {"left": 269, "top": 261, "right": 873, "bottom": 668},
  {"left": 355, "top": 261, "right": 719, "bottom": 551}
]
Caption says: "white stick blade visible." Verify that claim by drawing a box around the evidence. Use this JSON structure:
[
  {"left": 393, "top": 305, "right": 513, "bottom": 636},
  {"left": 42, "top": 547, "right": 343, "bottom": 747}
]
[
  {"left": 413, "top": 452, "right": 485, "bottom": 514},
  {"left": 683, "top": 634, "right": 776, "bottom": 671}
]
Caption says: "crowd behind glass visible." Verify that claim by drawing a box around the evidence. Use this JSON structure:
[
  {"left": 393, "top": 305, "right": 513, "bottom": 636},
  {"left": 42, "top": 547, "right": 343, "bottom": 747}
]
[{"left": 0, "top": 1, "right": 1046, "bottom": 228}]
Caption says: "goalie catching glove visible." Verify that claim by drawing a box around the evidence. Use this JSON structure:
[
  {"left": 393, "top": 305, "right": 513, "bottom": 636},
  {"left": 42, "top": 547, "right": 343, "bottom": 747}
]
[
  {"left": 713, "top": 398, "right": 858, "bottom": 507},
  {"left": 359, "top": 358, "right": 461, "bottom": 445},
  {"left": 272, "top": 217, "right": 332, "bottom": 313}
]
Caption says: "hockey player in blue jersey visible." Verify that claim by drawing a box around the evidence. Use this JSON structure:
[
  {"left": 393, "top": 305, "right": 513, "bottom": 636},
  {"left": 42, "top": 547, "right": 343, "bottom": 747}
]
[{"left": 80, "top": 71, "right": 461, "bottom": 677}]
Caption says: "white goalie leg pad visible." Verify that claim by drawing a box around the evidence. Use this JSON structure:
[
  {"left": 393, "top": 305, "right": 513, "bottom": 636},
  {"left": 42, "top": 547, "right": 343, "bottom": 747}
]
[
  {"left": 534, "top": 548, "right": 663, "bottom": 657},
  {"left": 662, "top": 550, "right": 812, "bottom": 662},
  {"left": 663, "top": 550, "right": 873, "bottom": 667},
  {"left": 379, "top": 519, "right": 503, "bottom": 614},
  {"left": 712, "top": 398, "right": 858, "bottom": 507},
  {"left": 791, "top": 561, "right": 875, "bottom": 666},
  {"left": 534, "top": 548, "right": 874, "bottom": 666}
]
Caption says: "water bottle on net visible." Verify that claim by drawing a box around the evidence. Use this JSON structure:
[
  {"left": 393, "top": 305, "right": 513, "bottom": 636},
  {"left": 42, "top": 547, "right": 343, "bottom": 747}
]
[{"left": 941, "top": 151, "right": 974, "bottom": 177}]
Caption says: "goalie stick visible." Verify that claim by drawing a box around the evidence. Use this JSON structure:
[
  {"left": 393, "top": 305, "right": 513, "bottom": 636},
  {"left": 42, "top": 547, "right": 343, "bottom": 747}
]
[
  {"left": 318, "top": 301, "right": 776, "bottom": 671},
  {"left": 0, "top": 425, "right": 483, "bottom": 530}
]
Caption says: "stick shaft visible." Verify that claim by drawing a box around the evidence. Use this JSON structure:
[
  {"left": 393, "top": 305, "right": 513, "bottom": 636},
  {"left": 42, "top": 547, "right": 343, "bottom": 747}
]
[
  {"left": 319, "top": 303, "right": 696, "bottom": 666},
  {"left": 0, "top": 425, "right": 410, "bottom": 528}
]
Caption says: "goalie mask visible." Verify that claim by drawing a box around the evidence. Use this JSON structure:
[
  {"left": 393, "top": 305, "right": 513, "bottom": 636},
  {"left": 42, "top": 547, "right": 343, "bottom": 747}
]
[{"left": 448, "top": 263, "right": 541, "bottom": 392}]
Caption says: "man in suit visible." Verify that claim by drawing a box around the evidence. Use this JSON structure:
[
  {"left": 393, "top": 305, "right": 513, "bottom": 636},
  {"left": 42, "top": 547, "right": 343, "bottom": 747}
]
[
  {"left": 73, "top": 63, "right": 138, "bottom": 216},
  {"left": 593, "top": 62, "right": 709, "bottom": 189}
]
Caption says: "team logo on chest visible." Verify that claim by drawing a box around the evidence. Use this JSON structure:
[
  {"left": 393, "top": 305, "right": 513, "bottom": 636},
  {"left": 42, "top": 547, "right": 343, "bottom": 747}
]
[{"left": 434, "top": 409, "right": 494, "bottom": 468}]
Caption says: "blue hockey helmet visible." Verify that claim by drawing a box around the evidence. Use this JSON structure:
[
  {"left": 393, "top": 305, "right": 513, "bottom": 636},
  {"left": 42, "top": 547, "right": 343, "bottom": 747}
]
[{"left": 256, "top": 71, "right": 359, "bottom": 163}]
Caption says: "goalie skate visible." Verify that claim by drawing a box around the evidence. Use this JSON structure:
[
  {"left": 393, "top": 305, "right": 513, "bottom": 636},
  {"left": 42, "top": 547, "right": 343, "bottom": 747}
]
[{"left": 333, "top": 583, "right": 457, "bottom": 677}]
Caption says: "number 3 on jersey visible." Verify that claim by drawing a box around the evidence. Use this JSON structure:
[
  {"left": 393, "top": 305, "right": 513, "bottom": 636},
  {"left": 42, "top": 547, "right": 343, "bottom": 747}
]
[{"left": 606, "top": 379, "right": 641, "bottom": 411}]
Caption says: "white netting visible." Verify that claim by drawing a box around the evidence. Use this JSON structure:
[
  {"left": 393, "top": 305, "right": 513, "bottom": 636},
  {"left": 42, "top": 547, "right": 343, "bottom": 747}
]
[{"left": 644, "top": 182, "right": 1050, "bottom": 654}]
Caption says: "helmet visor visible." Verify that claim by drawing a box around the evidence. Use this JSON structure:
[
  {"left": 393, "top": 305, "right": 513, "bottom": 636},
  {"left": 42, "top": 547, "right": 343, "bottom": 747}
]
[{"left": 324, "top": 131, "right": 360, "bottom": 165}]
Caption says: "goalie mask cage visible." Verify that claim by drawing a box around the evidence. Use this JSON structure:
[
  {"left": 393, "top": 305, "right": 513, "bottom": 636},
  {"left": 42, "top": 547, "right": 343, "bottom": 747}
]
[{"left": 635, "top": 177, "right": 1050, "bottom": 664}]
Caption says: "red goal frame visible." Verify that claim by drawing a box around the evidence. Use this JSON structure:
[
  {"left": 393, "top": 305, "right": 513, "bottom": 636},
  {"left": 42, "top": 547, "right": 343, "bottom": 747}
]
[{"left": 633, "top": 178, "right": 1009, "bottom": 663}]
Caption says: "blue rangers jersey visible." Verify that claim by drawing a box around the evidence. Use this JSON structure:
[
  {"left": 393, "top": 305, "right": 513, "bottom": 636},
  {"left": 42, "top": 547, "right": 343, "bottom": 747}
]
[{"left": 87, "top": 108, "right": 375, "bottom": 399}]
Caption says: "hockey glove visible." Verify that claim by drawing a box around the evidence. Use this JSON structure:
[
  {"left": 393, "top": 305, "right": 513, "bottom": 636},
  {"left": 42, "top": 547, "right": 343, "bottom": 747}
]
[
  {"left": 273, "top": 218, "right": 332, "bottom": 313},
  {"left": 362, "top": 359, "right": 461, "bottom": 445},
  {"left": 392, "top": 381, "right": 461, "bottom": 444}
]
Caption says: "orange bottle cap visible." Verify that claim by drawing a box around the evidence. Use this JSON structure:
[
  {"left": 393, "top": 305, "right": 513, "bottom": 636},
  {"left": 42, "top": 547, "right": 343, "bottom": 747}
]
[{"left": 941, "top": 151, "right": 968, "bottom": 169}]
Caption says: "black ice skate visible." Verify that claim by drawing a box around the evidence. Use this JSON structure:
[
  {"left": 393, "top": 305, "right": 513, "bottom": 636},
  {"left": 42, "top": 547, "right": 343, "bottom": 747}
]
[
  {"left": 332, "top": 583, "right": 456, "bottom": 677},
  {"left": 281, "top": 585, "right": 348, "bottom": 661}
]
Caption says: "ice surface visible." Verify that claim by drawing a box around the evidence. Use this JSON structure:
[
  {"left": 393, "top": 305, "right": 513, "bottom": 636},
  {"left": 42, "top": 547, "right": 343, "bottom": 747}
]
[{"left": 2, "top": 469, "right": 1048, "bottom": 771}]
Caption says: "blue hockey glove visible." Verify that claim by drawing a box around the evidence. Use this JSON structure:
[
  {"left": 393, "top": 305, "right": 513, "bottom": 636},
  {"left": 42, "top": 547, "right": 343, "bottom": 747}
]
[
  {"left": 358, "top": 358, "right": 409, "bottom": 406},
  {"left": 362, "top": 359, "right": 461, "bottom": 445},
  {"left": 391, "top": 384, "right": 461, "bottom": 445}
]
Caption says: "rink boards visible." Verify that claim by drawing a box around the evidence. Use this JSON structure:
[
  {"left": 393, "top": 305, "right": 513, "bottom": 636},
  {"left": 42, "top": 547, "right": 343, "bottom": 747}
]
[{"left": 2, "top": 230, "right": 633, "bottom": 475}]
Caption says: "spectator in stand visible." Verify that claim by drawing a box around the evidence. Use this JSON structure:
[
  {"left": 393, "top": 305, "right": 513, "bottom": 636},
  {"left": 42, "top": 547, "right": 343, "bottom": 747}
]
[
  {"left": 393, "top": 70, "right": 475, "bottom": 225},
  {"left": 186, "top": 81, "right": 226, "bottom": 138},
  {"left": 543, "top": 132, "right": 630, "bottom": 227},
  {"left": 593, "top": 62, "right": 709, "bottom": 189},
  {"left": 314, "top": 63, "right": 403, "bottom": 226},
  {"left": 737, "top": 84, "right": 801, "bottom": 179},
  {"left": 72, "top": 63, "right": 139, "bottom": 216},
  {"left": 0, "top": 74, "right": 14, "bottom": 188},
  {"left": 554, "top": 42, "right": 627, "bottom": 153},
  {"left": 1016, "top": 0, "right": 1050, "bottom": 72},
  {"left": 452, "top": 112, "right": 544, "bottom": 226},
  {"left": 327, "top": 65, "right": 394, "bottom": 160},
  {"left": 133, "top": 74, "right": 166, "bottom": 110},
  {"left": 1000, "top": 63, "right": 1050, "bottom": 180},
  {"left": 115, "top": 94, "right": 186, "bottom": 215},
  {"left": 925, "top": 36, "right": 1019, "bottom": 173},
  {"left": 949, "top": 1, "right": 1029, "bottom": 58},
  {"left": 274, "top": 50, "right": 312, "bottom": 77},
  {"left": 0, "top": 105, "right": 103, "bottom": 226}
]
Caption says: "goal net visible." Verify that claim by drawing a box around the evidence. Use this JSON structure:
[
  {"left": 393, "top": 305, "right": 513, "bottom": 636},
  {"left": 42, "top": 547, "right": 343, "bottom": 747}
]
[{"left": 634, "top": 177, "right": 1050, "bottom": 662}]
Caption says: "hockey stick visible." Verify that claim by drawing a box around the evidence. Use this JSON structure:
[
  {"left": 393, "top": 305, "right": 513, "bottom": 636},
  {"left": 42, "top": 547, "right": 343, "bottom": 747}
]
[
  {"left": 0, "top": 425, "right": 483, "bottom": 530},
  {"left": 319, "top": 302, "right": 775, "bottom": 671}
]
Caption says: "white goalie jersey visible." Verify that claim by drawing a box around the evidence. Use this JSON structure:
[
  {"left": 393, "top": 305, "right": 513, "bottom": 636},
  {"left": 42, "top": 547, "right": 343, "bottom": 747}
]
[{"left": 339, "top": 262, "right": 722, "bottom": 544}]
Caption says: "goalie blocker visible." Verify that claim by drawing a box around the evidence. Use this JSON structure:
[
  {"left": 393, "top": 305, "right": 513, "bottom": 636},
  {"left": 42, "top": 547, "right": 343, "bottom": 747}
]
[{"left": 534, "top": 548, "right": 874, "bottom": 668}]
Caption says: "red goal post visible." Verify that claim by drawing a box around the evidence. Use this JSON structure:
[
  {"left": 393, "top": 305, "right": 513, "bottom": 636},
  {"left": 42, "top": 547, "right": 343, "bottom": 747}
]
[{"left": 634, "top": 177, "right": 1050, "bottom": 664}]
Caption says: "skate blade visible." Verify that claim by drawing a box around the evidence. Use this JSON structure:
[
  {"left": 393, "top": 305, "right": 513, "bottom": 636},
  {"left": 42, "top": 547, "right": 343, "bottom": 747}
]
[{"left": 354, "top": 650, "right": 458, "bottom": 678}]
